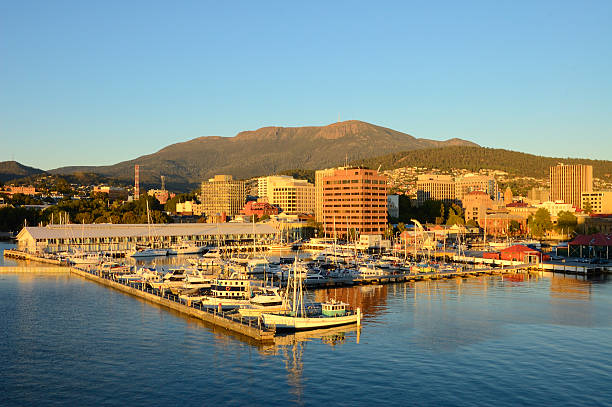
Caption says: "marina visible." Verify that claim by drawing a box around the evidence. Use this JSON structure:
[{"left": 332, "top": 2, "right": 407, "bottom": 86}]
[
  {"left": 1, "top": 243, "right": 584, "bottom": 343},
  {"left": 2, "top": 257, "right": 611, "bottom": 406}
]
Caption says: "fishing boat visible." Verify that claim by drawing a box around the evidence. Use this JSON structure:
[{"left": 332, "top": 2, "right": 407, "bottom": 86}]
[{"left": 261, "top": 261, "right": 361, "bottom": 330}]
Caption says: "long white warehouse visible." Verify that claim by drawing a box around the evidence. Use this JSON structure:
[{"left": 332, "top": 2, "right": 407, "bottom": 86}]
[{"left": 16, "top": 223, "right": 277, "bottom": 254}]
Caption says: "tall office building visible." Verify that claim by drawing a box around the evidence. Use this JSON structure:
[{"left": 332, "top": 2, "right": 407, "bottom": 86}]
[
  {"left": 416, "top": 174, "right": 455, "bottom": 205},
  {"left": 257, "top": 175, "right": 315, "bottom": 214},
  {"left": 321, "top": 167, "right": 388, "bottom": 238},
  {"left": 549, "top": 164, "right": 593, "bottom": 209},
  {"left": 315, "top": 168, "right": 336, "bottom": 222},
  {"left": 200, "top": 175, "right": 246, "bottom": 217}
]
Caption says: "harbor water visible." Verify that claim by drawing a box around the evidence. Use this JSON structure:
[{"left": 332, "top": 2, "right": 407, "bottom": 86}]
[{"left": 2, "top": 242, "right": 612, "bottom": 406}]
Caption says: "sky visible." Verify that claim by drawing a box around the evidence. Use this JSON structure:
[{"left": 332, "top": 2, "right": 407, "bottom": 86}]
[{"left": 1, "top": 0, "right": 611, "bottom": 170}]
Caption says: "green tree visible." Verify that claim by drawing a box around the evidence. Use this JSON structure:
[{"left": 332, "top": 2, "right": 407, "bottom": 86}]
[
  {"left": 508, "top": 220, "right": 521, "bottom": 236},
  {"left": 528, "top": 208, "right": 553, "bottom": 239},
  {"left": 555, "top": 211, "right": 577, "bottom": 236},
  {"left": 583, "top": 201, "right": 593, "bottom": 215},
  {"left": 305, "top": 220, "right": 323, "bottom": 237},
  {"left": 446, "top": 208, "right": 465, "bottom": 226}
]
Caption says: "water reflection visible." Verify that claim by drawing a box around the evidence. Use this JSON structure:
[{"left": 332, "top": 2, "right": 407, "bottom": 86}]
[{"left": 270, "top": 325, "right": 361, "bottom": 403}]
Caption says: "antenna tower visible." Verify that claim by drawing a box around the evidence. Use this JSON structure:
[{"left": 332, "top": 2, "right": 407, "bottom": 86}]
[{"left": 134, "top": 165, "right": 140, "bottom": 198}]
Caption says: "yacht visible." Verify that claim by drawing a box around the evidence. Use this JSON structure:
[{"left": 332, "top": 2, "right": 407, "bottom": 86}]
[
  {"left": 357, "top": 264, "right": 387, "bottom": 277},
  {"left": 127, "top": 246, "right": 168, "bottom": 258},
  {"left": 167, "top": 242, "right": 203, "bottom": 255},
  {"left": 69, "top": 251, "right": 102, "bottom": 265}
]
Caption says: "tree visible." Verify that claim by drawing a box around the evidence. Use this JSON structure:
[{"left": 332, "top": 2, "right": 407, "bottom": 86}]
[
  {"left": 555, "top": 211, "right": 577, "bottom": 236},
  {"left": 466, "top": 219, "right": 479, "bottom": 228},
  {"left": 528, "top": 208, "right": 553, "bottom": 239},
  {"left": 436, "top": 203, "right": 445, "bottom": 224},
  {"left": 508, "top": 220, "right": 521, "bottom": 236},
  {"left": 446, "top": 207, "right": 465, "bottom": 226},
  {"left": 583, "top": 201, "right": 593, "bottom": 215}
]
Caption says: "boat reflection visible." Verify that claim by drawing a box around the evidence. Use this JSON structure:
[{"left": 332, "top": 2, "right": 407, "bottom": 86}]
[
  {"left": 313, "top": 285, "right": 389, "bottom": 317},
  {"left": 272, "top": 325, "right": 361, "bottom": 404}
]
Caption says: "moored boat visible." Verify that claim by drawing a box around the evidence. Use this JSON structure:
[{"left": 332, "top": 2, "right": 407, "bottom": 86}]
[{"left": 261, "top": 260, "right": 361, "bottom": 330}]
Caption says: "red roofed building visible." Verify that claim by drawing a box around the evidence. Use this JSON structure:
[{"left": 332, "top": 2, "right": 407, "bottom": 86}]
[
  {"left": 568, "top": 233, "right": 612, "bottom": 259},
  {"left": 485, "top": 244, "right": 549, "bottom": 263},
  {"left": 241, "top": 201, "right": 280, "bottom": 217}
]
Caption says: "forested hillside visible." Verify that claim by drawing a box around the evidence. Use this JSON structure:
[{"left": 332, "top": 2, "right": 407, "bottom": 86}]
[{"left": 355, "top": 147, "right": 612, "bottom": 180}]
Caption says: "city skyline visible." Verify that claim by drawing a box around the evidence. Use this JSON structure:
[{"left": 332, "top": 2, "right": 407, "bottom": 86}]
[{"left": 1, "top": 1, "right": 611, "bottom": 170}]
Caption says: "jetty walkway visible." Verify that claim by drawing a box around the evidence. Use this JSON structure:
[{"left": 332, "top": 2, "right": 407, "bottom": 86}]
[{"left": 69, "top": 265, "right": 276, "bottom": 343}]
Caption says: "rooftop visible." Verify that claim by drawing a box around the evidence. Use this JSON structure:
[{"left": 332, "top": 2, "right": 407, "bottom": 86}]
[{"left": 18, "top": 223, "right": 276, "bottom": 240}]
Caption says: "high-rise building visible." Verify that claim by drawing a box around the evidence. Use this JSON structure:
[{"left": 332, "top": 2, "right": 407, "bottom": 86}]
[
  {"left": 581, "top": 191, "right": 612, "bottom": 214},
  {"left": 200, "top": 175, "right": 246, "bottom": 217},
  {"left": 256, "top": 175, "right": 314, "bottom": 214},
  {"left": 549, "top": 164, "right": 593, "bottom": 209},
  {"left": 455, "top": 174, "right": 498, "bottom": 202},
  {"left": 321, "top": 167, "right": 388, "bottom": 238},
  {"left": 315, "top": 168, "right": 336, "bottom": 222},
  {"left": 416, "top": 174, "right": 455, "bottom": 205}
]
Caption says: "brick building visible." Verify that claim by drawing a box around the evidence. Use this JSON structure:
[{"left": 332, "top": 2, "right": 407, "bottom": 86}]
[{"left": 321, "top": 167, "right": 388, "bottom": 238}]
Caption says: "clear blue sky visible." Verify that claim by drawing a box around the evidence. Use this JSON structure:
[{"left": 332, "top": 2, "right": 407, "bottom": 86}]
[{"left": 1, "top": 0, "right": 611, "bottom": 170}]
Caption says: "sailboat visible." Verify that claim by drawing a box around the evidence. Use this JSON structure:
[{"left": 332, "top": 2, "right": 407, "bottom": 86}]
[
  {"left": 261, "top": 260, "right": 361, "bottom": 330},
  {"left": 268, "top": 225, "right": 293, "bottom": 252},
  {"left": 127, "top": 201, "right": 168, "bottom": 258}
]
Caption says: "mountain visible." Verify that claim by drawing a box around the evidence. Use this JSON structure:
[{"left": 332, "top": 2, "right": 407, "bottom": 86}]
[
  {"left": 0, "top": 161, "right": 45, "bottom": 183},
  {"left": 50, "top": 120, "right": 478, "bottom": 190},
  {"left": 354, "top": 146, "right": 612, "bottom": 180}
]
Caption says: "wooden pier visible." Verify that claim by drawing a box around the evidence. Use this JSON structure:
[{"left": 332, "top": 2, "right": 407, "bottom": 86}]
[{"left": 68, "top": 266, "right": 276, "bottom": 343}]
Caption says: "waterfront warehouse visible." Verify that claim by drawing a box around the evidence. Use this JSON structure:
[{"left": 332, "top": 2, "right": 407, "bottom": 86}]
[{"left": 16, "top": 223, "right": 277, "bottom": 254}]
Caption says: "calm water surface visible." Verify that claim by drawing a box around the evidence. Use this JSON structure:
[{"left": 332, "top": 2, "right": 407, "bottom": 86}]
[{"left": 1, "top": 242, "right": 612, "bottom": 406}]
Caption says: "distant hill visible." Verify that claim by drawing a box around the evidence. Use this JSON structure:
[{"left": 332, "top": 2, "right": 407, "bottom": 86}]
[
  {"left": 354, "top": 146, "right": 612, "bottom": 180},
  {"left": 50, "top": 120, "right": 477, "bottom": 191},
  {"left": 0, "top": 161, "right": 45, "bottom": 183}
]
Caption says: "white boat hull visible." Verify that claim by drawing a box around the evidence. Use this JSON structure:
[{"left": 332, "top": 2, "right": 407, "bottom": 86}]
[
  {"left": 262, "top": 311, "right": 360, "bottom": 330},
  {"left": 128, "top": 249, "right": 168, "bottom": 258}
]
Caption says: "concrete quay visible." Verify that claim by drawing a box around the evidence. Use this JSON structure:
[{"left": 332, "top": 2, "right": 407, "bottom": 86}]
[
  {"left": 68, "top": 266, "right": 276, "bottom": 343},
  {"left": 4, "top": 249, "right": 62, "bottom": 265}
]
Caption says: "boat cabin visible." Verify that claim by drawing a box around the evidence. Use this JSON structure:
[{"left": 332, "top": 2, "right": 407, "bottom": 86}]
[
  {"left": 211, "top": 279, "right": 251, "bottom": 299},
  {"left": 321, "top": 301, "right": 348, "bottom": 317}
]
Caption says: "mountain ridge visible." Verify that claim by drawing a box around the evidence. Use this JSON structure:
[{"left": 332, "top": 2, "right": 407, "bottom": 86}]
[
  {"left": 0, "top": 161, "right": 45, "bottom": 183},
  {"left": 48, "top": 120, "right": 478, "bottom": 190}
]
